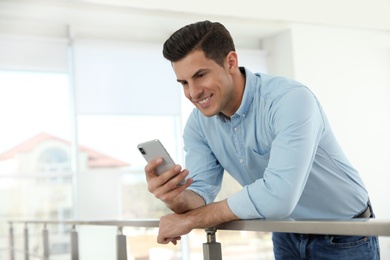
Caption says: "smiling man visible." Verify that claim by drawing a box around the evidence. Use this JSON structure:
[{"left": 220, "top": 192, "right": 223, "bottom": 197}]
[
  {"left": 143, "top": 20, "right": 380, "bottom": 259},
  {"left": 174, "top": 49, "right": 244, "bottom": 118}
]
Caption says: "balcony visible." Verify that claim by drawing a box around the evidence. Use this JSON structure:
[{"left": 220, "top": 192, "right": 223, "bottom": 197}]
[{"left": 3, "top": 218, "right": 390, "bottom": 260}]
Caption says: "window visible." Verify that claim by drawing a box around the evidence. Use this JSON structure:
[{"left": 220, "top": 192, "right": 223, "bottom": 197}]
[
  {"left": 38, "top": 147, "right": 70, "bottom": 172},
  {"left": 77, "top": 114, "right": 181, "bottom": 219},
  {"left": 0, "top": 70, "right": 71, "bottom": 219},
  {"left": 0, "top": 70, "right": 73, "bottom": 258}
]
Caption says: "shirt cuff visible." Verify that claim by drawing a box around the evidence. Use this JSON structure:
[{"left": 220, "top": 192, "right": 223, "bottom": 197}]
[
  {"left": 227, "top": 186, "right": 264, "bottom": 219},
  {"left": 187, "top": 187, "right": 212, "bottom": 204}
]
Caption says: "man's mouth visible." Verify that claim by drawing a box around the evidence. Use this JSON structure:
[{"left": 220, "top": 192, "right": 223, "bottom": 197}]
[{"left": 198, "top": 96, "right": 210, "bottom": 105}]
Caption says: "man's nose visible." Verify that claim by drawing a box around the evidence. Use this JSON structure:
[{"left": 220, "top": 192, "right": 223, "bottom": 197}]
[{"left": 189, "top": 83, "right": 202, "bottom": 100}]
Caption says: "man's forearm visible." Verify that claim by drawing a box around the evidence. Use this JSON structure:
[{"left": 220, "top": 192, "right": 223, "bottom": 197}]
[
  {"left": 158, "top": 199, "right": 240, "bottom": 244},
  {"left": 166, "top": 189, "right": 206, "bottom": 214},
  {"left": 185, "top": 199, "right": 239, "bottom": 228}
]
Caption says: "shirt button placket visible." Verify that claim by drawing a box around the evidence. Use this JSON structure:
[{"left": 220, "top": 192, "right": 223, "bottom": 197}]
[{"left": 232, "top": 119, "right": 244, "bottom": 164}]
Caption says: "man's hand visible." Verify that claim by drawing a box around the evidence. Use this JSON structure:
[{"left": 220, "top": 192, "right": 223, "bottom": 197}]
[
  {"left": 145, "top": 158, "right": 192, "bottom": 202},
  {"left": 157, "top": 213, "right": 191, "bottom": 245},
  {"left": 157, "top": 200, "right": 240, "bottom": 245},
  {"left": 144, "top": 158, "right": 205, "bottom": 213}
]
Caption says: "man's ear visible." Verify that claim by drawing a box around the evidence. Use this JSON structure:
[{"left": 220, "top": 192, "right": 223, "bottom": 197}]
[{"left": 226, "top": 51, "right": 238, "bottom": 70}]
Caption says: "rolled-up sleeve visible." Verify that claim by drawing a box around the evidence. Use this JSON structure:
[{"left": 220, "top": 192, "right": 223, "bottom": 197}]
[{"left": 228, "top": 185, "right": 265, "bottom": 219}]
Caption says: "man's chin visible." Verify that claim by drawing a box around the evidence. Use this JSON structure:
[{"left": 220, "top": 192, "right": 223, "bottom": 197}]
[{"left": 199, "top": 109, "right": 219, "bottom": 118}]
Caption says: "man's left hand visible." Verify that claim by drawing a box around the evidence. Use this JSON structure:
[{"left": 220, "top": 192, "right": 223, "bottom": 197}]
[{"left": 157, "top": 213, "right": 192, "bottom": 245}]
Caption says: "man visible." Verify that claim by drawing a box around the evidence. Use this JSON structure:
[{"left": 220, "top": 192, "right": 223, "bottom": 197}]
[{"left": 143, "top": 20, "right": 380, "bottom": 259}]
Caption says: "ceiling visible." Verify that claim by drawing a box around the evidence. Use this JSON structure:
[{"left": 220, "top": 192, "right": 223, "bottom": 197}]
[{"left": 0, "top": 0, "right": 389, "bottom": 48}]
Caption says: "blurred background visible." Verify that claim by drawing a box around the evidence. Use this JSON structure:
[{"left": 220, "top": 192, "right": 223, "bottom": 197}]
[{"left": 0, "top": 0, "right": 389, "bottom": 259}]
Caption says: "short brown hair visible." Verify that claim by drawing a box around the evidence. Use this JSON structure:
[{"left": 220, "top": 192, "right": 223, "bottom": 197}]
[{"left": 162, "top": 20, "right": 235, "bottom": 66}]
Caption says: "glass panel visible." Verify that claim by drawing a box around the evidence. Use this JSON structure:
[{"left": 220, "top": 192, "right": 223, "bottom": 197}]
[
  {"left": 123, "top": 227, "right": 274, "bottom": 260},
  {"left": 0, "top": 71, "right": 70, "bottom": 153},
  {"left": 0, "top": 70, "right": 72, "bottom": 259},
  {"left": 0, "top": 70, "right": 72, "bottom": 220}
]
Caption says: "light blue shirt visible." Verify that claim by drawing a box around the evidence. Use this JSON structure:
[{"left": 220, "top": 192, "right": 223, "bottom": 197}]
[{"left": 184, "top": 68, "right": 368, "bottom": 220}]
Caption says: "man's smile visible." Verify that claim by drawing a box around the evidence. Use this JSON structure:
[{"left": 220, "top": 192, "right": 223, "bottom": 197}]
[{"left": 194, "top": 94, "right": 212, "bottom": 107}]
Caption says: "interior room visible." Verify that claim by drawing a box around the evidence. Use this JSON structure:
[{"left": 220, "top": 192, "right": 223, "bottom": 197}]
[{"left": 0, "top": 0, "right": 389, "bottom": 259}]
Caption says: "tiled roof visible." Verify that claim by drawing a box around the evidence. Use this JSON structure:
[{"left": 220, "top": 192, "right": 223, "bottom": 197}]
[{"left": 0, "top": 132, "right": 129, "bottom": 168}]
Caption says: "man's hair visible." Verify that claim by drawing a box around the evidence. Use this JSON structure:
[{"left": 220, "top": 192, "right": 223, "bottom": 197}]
[{"left": 162, "top": 20, "right": 235, "bottom": 67}]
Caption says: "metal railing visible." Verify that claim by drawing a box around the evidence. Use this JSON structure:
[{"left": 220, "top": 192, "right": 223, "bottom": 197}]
[{"left": 5, "top": 218, "right": 390, "bottom": 260}]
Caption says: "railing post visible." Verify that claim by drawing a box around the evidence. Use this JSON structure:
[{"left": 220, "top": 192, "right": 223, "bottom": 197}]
[
  {"left": 70, "top": 225, "right": 79, "bottom": 260},
  {"left": 9, "top": 223, "right": 15, "bottom": 260},
  {"left": 116, "top": 227, "right": 127, "bottom": 260},
  {"left": 203, "top": 227, "right": 222, "bottom": 260},
  {"left": 43, "top": 224, "right": 49, "bottom": 260},
  {"left": 24, "top": 224, "right": 29, "bottom": 260}
]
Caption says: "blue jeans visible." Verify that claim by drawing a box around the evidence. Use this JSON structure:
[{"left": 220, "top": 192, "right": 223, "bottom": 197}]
[{"left": 272, "top": 232, "right": 380, "bottom": 259}]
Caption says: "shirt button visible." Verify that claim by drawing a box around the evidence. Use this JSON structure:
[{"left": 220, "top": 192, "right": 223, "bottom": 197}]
[
  {"left": 239, "top": 158, "right": 244, "bottom": 164},
  {"left": 234, "top": 127, "right": 239, "bottom": 132}
]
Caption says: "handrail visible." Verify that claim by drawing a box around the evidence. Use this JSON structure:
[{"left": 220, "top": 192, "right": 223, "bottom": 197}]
[
  {"left": 8, "top": 218, "right": 390, "bottom": 236},
  {"left": 4, "top": 218, "right": 390, "bottom": 260},
  {"left": 8, "top": 219, "right": 160, "bottom": 227},
  {"left": 217, "top": 218, "right": 390, "bottom": 236}
]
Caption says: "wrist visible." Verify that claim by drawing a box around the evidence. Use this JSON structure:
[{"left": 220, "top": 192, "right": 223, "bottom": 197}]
[{"left": 166, "top": 189, "right": 206, "bottom": 214}]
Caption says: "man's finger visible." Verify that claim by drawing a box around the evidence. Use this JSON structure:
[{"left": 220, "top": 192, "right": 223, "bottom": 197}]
[
  {"left": 157, "top": 236, "right": 181, "bottom": 245},
  {"left": 144, "top": 157, "right": 163, "bottom": 179}
]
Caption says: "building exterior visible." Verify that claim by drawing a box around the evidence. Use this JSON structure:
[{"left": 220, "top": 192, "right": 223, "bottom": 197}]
[{"left": 0, "top": 132, "right": 129, "bottom": 220}]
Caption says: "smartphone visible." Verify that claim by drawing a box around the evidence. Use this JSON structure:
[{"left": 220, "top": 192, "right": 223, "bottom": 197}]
[{"left": 137, "top": 139, "right": 185, "bottom": 185}]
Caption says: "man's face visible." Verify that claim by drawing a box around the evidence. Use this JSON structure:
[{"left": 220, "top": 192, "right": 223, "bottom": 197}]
[{"left": 172, "top": 50, "right": 237, "bottom": 117}]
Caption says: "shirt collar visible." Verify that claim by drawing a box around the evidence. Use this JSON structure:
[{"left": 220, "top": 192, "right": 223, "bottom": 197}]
[{"left": 216, "top": 67, "right": 258, "bottom": 122}]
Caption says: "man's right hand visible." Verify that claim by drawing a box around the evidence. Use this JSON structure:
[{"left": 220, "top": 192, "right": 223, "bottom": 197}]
[{"left": 144, "top": 157, "right": 194, "bottom": 212}]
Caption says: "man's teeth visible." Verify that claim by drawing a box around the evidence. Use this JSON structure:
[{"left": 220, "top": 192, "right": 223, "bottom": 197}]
[{"left": 198, "top": 97, "right": 210, "bottom": 104}]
